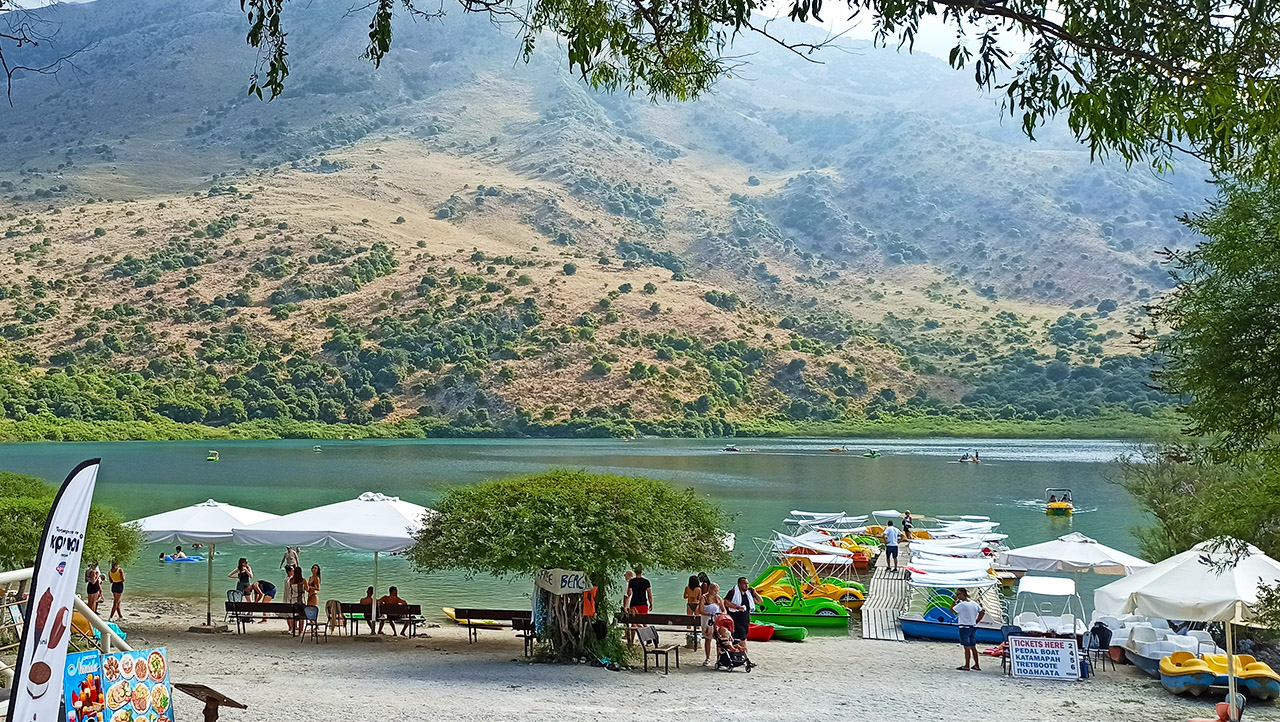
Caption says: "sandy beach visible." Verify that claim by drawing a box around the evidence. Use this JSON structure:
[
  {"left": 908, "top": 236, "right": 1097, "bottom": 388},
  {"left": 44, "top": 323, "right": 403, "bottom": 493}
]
[{"left": 103, "top": 598, "right": 1263, "bottom": 721}]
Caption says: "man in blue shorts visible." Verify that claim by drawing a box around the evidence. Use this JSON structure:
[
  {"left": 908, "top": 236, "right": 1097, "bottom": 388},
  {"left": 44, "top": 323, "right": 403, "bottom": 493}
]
[
  {"left": 883, "top": 520, "right": 901, "bottom": 572},
  {"left": 952, "top": 587, "right": 985, "bottom": 670}
]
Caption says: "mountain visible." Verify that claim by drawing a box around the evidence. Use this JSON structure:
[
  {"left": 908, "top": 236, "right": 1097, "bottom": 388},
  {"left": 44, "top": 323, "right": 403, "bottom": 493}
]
[{"left": 0, "top": 0, "right": 1189, "bottom": 436}]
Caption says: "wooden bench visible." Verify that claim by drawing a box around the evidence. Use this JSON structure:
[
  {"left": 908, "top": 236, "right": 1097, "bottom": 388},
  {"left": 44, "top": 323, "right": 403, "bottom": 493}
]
[
  {"left": 615, "top": 612, "right": 704, "bottom": 647},
  {"left": 637, "top": 626, "right": 681, "bottom": 673},
  {"left": 339, "top": 603, "right": 425, "bottom": 637},
  {"left": 452, "top": 608, "right": 532, "bottom": 643},
  {"left": 224, "top": 602, "right": 303, "bottom": 634}
]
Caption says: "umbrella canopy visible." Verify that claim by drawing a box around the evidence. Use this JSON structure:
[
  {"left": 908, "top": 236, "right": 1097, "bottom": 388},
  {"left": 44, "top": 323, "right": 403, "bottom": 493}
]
[
  {"left": 1094, "top": 538, "right": 1280, "bottom": 625},
  {"left": 1001, "top": 532, "right": 1150, "bottom": 575},
  {"left": 129, "top": 499, "right": 279, "bottom": 628},
  {"left": 132, "top": 499, "right": 279, "bottom": 544},
  {"left": 232, "top": 492, "right": 431, "bottom": 552}
]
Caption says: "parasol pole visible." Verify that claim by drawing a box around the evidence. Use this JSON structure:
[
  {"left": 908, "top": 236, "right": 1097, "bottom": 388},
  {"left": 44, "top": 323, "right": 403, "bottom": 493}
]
[
  {"left": 373, "top": 551, "right": 379, "bottom": 633},
  {"left": 206, "top": 543, "right": 215, "bottom": 626},
  {"left": 1227, "top": 621, "right": 1239, "bottom": 721}
]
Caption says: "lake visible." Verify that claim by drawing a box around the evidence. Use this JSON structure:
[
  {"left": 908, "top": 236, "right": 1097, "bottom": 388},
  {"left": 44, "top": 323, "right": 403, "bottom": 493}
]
[{"left": 0, "top": 437, "right": 1144, "bottom": 620}]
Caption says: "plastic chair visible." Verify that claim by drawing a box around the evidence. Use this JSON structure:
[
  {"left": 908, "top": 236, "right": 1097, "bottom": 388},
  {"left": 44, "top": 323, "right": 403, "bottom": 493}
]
[
  {"left": 1084, "top": 623, "right": 1115, "bottom": 671},
  {"left": 1000, "top": 625, "right": 1023, "bottom": 676},
  {"left": 301, "top": 605, "right": 327, "bottom": 644},
  {"left": 225, "top": 590, "right": 243, "bottom": 622}
]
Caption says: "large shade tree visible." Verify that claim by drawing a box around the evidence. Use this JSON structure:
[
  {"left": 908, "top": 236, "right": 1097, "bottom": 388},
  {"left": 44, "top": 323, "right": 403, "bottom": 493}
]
[
  {"left": 407, "top": 469, "right": 732, "bottom": 657},
  {"left": 0, "top": 471, "right": 144, "bottom": 571},
  {"left": 1146, "top": 181, "right": 1280, "bottom": 460}
]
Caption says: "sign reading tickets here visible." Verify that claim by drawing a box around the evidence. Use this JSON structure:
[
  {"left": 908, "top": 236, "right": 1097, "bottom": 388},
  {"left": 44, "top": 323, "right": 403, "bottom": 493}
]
[
  {"left": 534, "top": 569, "right": 590, "bottom": 596},
  {"left": 100, "top": 647, "right": 174, "bottom": 722},
  {"left": 1009, "top": 636, "right": 1081, "bottom": 680}
]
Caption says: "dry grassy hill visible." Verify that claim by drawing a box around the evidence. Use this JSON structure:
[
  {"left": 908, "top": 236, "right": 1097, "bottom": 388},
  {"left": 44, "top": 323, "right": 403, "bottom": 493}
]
[{"left": 0, "top": 0, "right": 1187, "bottom": 434}]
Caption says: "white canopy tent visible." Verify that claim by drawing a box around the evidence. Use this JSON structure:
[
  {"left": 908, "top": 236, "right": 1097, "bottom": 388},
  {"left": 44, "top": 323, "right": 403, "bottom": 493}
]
[
  {"left": 232, "top": 492, "right": 433, "bottom": 626},
  {"left": 130, "top": 499, "right": 279, "bottom": 626},
  {"left": 1095, "top": 539, "right": 1280, "bottom": 721},
  {"left": 1001, "top": 532, "right": 1151, "bottom": 575}
]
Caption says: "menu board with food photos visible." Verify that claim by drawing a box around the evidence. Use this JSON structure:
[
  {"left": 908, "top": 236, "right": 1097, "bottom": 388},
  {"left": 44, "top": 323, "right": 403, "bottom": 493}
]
[
  {"left": 63, "top": 650, "right": 106, "bottom": 722},
  {"left": 100, "top": 648, "right": 173, "bottom": 722}
]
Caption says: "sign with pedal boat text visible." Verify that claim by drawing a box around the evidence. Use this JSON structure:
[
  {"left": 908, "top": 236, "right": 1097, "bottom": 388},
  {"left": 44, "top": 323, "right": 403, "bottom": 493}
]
[{"left": 1009, "top": 636, "right": 1080, "bottom": 680}]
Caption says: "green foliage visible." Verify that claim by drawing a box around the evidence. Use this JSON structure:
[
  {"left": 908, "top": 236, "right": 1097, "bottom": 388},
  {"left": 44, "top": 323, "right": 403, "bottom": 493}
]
[
  {"left": 408, "top": 470, "right": 730, "bottom": 658},
  {"left": 1120, "top": 446, "right": 1280, "bottom": 562},
  {"left": 409, "top": 469, "right": 731, "bottom": 578},
  {"left": 234, "top": 0, "right": 1280, "bottom": 183},
  {"left": 616, "top": 239, "right": 684, "bottom": 275},
  {"left": 703, "top": 290, "right": 740, "bottom": 311},
  {"left": 1148, "top": 181, "right": 1280, "bottom": 458},
  {"left": 563, "top": 263, "right": 577, "bottom": 276},
  {"left": 0, "top": 470, "right": 144, "bottom": 569}
]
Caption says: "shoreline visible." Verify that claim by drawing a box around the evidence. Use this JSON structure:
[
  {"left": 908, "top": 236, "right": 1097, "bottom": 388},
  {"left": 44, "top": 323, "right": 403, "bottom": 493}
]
[
  {"left": 0, "top": 414, "right": 1179, "bottom": 444},
  {"left": 103, "top": 596, "right": 1217, "bottom": 721}
]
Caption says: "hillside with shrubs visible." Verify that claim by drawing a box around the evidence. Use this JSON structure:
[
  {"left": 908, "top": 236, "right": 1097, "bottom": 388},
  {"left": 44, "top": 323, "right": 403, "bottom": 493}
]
[{"left": 0, "top": 0, "right": 1189, "bottom": 438}]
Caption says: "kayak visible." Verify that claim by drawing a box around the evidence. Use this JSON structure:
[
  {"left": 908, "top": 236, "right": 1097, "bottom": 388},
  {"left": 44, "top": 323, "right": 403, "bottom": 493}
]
[
  {"left": 769, "top": 623, "right": 808, "bottom": 642},
  {"left": 441, "top": 607, "right": 505, "bottom": 627},
  {"left": 747, "top": 622, "right": 808, "bottom": 642}
]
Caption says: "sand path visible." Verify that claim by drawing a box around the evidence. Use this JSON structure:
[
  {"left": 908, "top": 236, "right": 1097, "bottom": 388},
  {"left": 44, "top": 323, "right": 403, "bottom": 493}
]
[{"left": 108, "top": 598, "right": 1270, "bottom": 721}]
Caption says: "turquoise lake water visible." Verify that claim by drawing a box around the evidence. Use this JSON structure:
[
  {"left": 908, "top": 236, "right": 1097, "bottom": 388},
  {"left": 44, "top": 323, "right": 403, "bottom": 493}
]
[{"left": 0, "top": 437, "right": 1143, "bottom": 621}]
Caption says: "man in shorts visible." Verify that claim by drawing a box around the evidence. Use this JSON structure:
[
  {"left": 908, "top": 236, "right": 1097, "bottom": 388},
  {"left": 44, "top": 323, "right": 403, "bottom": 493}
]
[
  {"left": 951, "top": 587, "right": 986, "bottom": 671},
  {"left": 883, "top": 520, "right": 902, "bottom": 572},
  {"left": 624, "top": 568, "right": 652, "bottom": 614}
]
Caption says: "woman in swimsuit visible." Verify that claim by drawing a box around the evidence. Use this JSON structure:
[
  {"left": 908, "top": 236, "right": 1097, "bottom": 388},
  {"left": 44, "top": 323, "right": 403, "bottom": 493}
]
[
  {"left": 683, "top": 576, "right": 702, "bottom": 615},
  {"left": 228, "top": 558, "right": 253, "bottom": 596},
  {"left": 84, "top": 562, "right": 103, "bottom": 614},
  {"left": 107, "top": 562, "right": 125, "bottom": 621},
  {"left": 306, "top": 565, "right": 322, "bottom": 608},
  {"left": 701, "top": 582, "right": 722, "bottom": 665}
]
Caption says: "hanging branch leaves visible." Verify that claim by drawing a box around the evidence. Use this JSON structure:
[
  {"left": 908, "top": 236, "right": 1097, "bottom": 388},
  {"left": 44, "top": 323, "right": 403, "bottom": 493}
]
[{"left": 218, "top": 0, "right": 1280, "bottom": 181}]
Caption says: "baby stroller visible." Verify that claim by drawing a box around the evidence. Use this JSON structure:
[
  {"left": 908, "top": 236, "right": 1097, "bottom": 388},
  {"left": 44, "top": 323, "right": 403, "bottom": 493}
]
[{"left": 713, "top": 634, "right": 754, "bottom": 672}]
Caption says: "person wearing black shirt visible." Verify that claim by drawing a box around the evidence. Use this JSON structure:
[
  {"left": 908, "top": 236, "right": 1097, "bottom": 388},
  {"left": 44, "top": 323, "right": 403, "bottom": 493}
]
[
  {"left": 723, "top": 577, "right": 761, "bottom": 643},
  {"left": 624, "top": 568, "right": 652, "bottom": 613}
]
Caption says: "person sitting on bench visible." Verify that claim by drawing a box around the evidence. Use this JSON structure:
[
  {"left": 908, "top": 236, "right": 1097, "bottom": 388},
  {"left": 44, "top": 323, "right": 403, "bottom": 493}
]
[
  {"left": 357, "top": 587, "right": 376, "bottom": 633},
  {"left": 377, "top": 587, "right": 409, "bottom": 636}
]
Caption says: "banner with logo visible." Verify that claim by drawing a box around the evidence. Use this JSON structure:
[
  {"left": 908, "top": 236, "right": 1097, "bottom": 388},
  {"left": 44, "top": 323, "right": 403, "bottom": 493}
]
[
  {"left": 6, "top": 459, "right": 101, "bottom": 722},
  {"left": 533, "top": 568, "right": 589, "bottom": 596},
  {"left": 63, "top": 650, "right": 105, "bottom": 721},
  {"left": 1009, "top": 635, "right": 1081, "bottom": 680}
]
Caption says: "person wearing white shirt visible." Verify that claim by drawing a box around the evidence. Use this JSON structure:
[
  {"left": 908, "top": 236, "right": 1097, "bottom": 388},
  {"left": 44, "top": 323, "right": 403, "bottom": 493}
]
[
  {"left": 883, "top": 521, "right": 902, "bottom": 572},
  {"left": 951, "top": 587, "right": 986, "bottom": 671}
]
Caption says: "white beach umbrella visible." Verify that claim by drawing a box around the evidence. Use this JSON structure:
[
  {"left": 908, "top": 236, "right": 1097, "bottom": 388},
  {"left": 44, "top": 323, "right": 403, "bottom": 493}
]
[
  {"left": 130, "top": 499, "right": 279, "bottom": 626},
  {"left": 1001, "top": 532, "right": 1151, "bottom": 575},
  {"left": 232, "top": 492, "right": 434, "bottom": 625},
  {"left": 1094, "top": 538, "right": 1280, "bottom": 721}
]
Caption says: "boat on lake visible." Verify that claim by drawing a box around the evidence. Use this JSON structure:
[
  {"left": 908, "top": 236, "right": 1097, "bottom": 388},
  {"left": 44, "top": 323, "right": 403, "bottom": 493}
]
[
  {"left": 206, "top": 450, "right": 219, "bottom": 462},
  {"left": 898, "top": 576, "right": 1005, "bottom": 644},
  {"left": 1045, "top": 487, "right": 1074, "bottom": 515}
]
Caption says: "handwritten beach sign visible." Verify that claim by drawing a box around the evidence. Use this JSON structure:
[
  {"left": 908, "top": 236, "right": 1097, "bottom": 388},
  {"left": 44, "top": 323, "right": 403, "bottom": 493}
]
[
  {"left": 534, "top": 569, "right": 590, "bottom": 596},
  {"left": 1009, "top": 636, "right": 1081, "bottom": 680}
]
